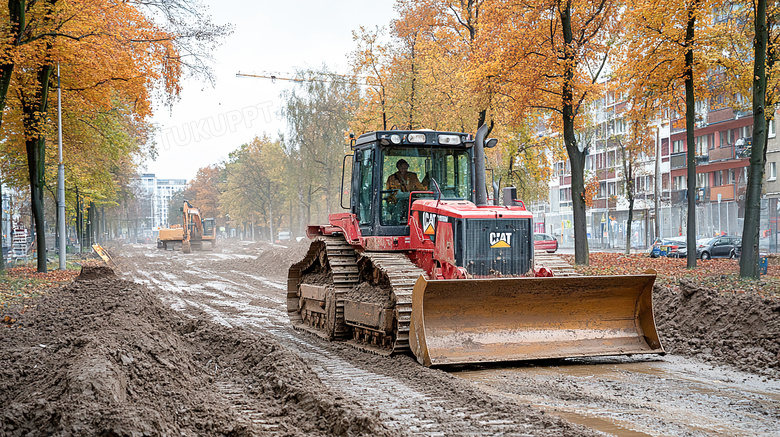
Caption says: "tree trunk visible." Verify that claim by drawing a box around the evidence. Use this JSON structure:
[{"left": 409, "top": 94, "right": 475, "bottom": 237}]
[
  {"left": 76, "top": 189, "right": 82, "bottom": 252},
  {"left": 0, "top": 0, "right": 23, "bottom": 128},
  {"left": 740, "top": 0, "right": 768, "bottom": 278},
  {"left": 684, "top": 4, "right": 697, "bottom": 269},
  {"left": 25, "top": 137, "right": 47, "bottom": 272},
  {"left": 626, "top": 196, "right": 635, "bottom": 255},
  {"left": 0, "top": 181, "right": 4, "bottom": 272},
  {"left": 560, "top": 3, "right": 589, "bottom": 265},
  {"left": 87, "top": 202, "right": 95, "bottom": 249},
  {"left": 654, "top": 127, "right": 661, "bottom": 240},
  {"left": 619, "top": 139, "right": 635, "bottom": 255},
  {"left": 21, "top": 64, "right": 54, "bottom": 272}
]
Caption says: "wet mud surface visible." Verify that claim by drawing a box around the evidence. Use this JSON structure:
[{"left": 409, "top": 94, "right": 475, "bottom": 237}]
[{"left": 3, "top": 239, "right": 779, "bottom": 436}]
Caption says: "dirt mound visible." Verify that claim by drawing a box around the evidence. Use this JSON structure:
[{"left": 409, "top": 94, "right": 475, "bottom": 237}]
[
  {"left": 209, "top": 240, "right": 311, "bottom": 280},
  {"left": 0, "top": 277, "right": 395, "bottom": 436},
  {"left": 654, "top": 280, "right": 780, "bottom": 376},
  {"left": 76, "top": 265, "right": 116, "bottom": 281}
]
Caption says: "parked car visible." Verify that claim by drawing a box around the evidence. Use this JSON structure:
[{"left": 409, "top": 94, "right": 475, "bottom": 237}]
[
  {"left": 533, "top": 233, "right": 558, "bottom": 253},
  {"left": 649, "top": 237, "right": 686, "bottom": 258},
  {"left": 696, "top": 235, "right": 742, "bottom": 259}
]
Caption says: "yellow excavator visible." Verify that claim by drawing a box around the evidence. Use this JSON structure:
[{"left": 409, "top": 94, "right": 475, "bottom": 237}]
[
  {"left": 157, "top": 201, "right": 216, "bottom": 253},
  {"left": 288, "top": 126, "right": 663, "bottom": 366}
]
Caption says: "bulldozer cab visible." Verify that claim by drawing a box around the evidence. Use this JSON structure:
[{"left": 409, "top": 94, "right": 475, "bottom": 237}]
[{"left": 351, "top": 131, "right": 473, "bottom": 237}]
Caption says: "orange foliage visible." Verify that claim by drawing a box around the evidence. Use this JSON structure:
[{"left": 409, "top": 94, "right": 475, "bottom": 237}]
[
  {"left": 187, "top": 166, "right": 222, "bottom": 223},
  {"left": 563, "top": 252, "right": 780, "bottom": 298},
  {"left": 0, "top": 0, "right": 186, "bottom": 204}
]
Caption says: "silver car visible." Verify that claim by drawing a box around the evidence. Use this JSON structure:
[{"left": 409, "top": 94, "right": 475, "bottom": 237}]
[{"left": 696, "top": 236, "right": 741, "bottom": 259}]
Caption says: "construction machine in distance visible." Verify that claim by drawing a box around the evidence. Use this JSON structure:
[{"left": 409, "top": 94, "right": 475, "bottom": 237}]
[
  {"left": 288, "top": 126, "right": 664, "bottom": 367},
  {"left": 157, "top": 200, "right": 216, "bottom": 253}
]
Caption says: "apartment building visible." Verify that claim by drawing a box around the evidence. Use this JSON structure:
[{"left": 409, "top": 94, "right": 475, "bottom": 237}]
[
  {"left": 541, "top": 96, "right": 779, "bottom": 251},
  {"left": 134, "top": 173, "right": 187, "bottom": 231}
]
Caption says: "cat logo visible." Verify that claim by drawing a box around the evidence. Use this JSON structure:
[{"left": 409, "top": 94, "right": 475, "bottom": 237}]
[
  {"left": 422, "top": 212, "right": 437, "bottom": 235},
  {"left": 489, "top": 232, "right": 512, "bottom": 248}
]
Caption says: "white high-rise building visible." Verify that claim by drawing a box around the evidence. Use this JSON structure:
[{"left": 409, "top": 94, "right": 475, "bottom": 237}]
[{"left": 135, "top": 173, "right": 187, "bottom": 230}]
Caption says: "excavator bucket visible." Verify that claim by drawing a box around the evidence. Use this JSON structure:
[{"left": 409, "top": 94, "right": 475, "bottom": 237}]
[{"left": 409, "top": 274, "right": 664, "bottom": 367}]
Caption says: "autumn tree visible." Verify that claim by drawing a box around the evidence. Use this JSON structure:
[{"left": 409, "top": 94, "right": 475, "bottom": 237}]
[
  {"left": 730, "top": 0, "right": 780, "bottom": 277},
  {"left": 351, "top": 26, "right": 393, "bottom": 131},
  {"left": 614, "top": 104, "right": 656, "bottom": 254},
  {"left": 187, "top": 166, "right": 222, "bottom": 224},
  {"left": 474, "top": 0, "right": 618, "bottom": 265},
  {"left": 221, "top": 136, "right": 287, "bottom": 241},
  {"left": 350, "top": 1, "right": 559, "bottom": 213},
  {"left": 0, "top": 0, "right": 229, "bottom": 271},
  {"left": 618, "top": 0, "right": 727, "bottom": 268},
  {"left": 283, "top": 69, "right": 358, "bottom": 225}
]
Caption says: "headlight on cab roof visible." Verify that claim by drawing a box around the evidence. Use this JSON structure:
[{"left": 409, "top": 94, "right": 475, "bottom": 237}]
[
  {"left": 408, "top": 133, "right": 426, "bottom": 143},
  {"left": 438, "top": 134, "right": 461, "bottom": 145}
]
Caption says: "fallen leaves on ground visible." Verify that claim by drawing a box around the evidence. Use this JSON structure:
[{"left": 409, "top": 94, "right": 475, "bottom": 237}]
[
  {"left": 561, "top": 253, "right": 780, "bottom": 298},
  {"left": 1, "top": 267, "right": 80, "bottom": 310}
]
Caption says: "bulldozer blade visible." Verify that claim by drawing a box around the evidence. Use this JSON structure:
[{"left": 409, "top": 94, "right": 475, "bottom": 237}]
[{"left": 409, "top": 274, "right": 664, "bottom": 367}]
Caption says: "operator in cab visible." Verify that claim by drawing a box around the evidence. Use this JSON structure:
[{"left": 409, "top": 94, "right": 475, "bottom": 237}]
[{"left": 386, "top": 159, "right": 426, "bottom": 192}]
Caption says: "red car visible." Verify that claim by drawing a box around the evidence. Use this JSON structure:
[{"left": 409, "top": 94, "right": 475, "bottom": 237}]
[{"left": 533, "top": 233, "right": 558, "bottom": 253}]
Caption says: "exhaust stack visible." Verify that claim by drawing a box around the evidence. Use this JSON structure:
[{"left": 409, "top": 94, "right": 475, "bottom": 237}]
[{"left": 474, "top": 124, "right": 489, "bottom": 206}]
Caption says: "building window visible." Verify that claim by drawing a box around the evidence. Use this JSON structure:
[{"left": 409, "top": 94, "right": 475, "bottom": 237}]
[
  {"left": 719, "top": 130, "right": 729, "bottom": 147},
  {"left": 672, "top": 140, "right": 685, "bottom": 153},
  {"left": 770, "top": 162, "right": 777, "bottom": 181},
  {"left": 695, "top": 136, "right": 708, "bottom": 155},
  {"left": 674, "top": 175, "right": 686, "bottom": 190},
  {"left": 697, "top": 173, "right": 708, "bottom": 188},
  {"left": 770, "top": 119, "right": 776, "bottom": 138},
  {"left": 560, "top": 187, "right": 572, "bottom": 202},
  {"left": 615, "top": 118, "right": 625, "bottom": 134}
]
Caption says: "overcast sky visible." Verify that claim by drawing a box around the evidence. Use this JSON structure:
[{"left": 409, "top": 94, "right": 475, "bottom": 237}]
[{"left": 145, "top": 0, "right": 396, "bottom": 181}]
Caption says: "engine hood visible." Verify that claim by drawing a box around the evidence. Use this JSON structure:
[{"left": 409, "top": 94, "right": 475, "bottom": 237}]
[{"left": 411, "top": 199, "right": 533, "bottom": 220}]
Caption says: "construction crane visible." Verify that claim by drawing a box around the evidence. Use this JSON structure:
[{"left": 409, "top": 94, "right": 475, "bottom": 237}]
[{"left": 236, "top": 72, "right": 377, "bottom": 88}]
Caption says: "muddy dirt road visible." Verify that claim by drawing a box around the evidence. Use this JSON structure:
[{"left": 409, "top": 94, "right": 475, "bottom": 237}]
[{"left": 112, "top": 241, "right": 779, "bottom": 436}]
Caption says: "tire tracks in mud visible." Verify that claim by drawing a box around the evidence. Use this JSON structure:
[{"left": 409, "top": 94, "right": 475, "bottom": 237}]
[
  {"left": 118, "top": 245, "right": 780, "bottom": 436},
  {"left": 119, "top": 247, "right": 579, "bottom": 436}
]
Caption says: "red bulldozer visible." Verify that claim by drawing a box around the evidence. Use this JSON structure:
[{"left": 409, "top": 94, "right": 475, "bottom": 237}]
[{"left": 288, "top": 125, "right": 663, "bottom": 366}]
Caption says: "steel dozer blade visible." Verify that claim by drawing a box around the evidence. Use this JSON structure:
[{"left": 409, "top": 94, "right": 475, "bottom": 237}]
[{"left": 409, "top": 274, "right": 664, "bottom": 367}]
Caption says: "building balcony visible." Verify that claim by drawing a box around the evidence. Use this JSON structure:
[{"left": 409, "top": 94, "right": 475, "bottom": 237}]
[
  {"left": 710, "top": 184, "right": 735, "bottom": 202},
  {"left": 709, "top": 145, "right": 734, "bottom": 161},
  {"left": 671, "top": 189, "right": 687, "bottom": 204},
  {"left": 670, "top": 153, "right": 687, "bottom": 169}
]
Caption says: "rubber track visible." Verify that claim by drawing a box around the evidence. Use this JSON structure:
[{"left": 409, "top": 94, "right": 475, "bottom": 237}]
[
  {"left": 357, "top": 252, "right": 427, "bottom": 354},
  {"left": 288, "top": 235, "right": 427, "bottom": 355},
  {"left": 324, "top": 236, "right": 359, "bottom": 339},
  {"left": 288, "top": 236, "right": 358, "bottom": 340}
]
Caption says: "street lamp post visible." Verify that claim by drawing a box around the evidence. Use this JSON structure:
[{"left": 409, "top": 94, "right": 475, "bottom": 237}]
[{"left": 57, "top": 63, "right": 66, "bottom": 270}]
